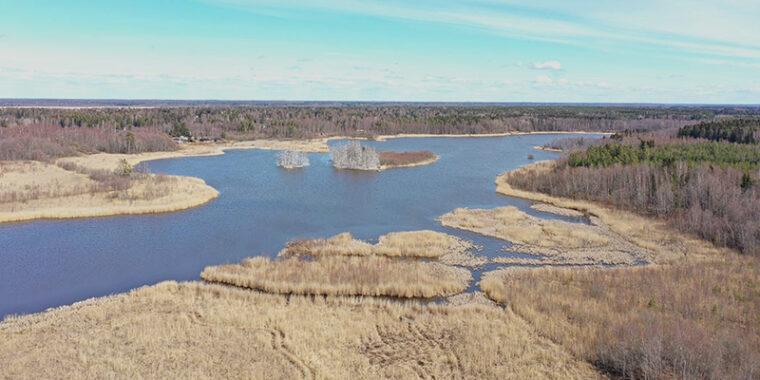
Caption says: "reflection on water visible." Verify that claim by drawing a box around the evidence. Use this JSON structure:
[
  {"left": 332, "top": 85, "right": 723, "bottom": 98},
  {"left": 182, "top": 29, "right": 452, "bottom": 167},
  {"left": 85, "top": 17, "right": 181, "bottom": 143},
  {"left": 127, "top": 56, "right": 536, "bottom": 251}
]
[{"left": 0, "top": 134, "right": 602, "bottom": 317}]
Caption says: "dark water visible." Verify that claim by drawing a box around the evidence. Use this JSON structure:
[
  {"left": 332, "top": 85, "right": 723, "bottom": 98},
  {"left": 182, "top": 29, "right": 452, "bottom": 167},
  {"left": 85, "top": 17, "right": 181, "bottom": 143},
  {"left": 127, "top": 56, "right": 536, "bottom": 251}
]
[{"left": 0, "top": 134, "right": 601, "bottom": 317}]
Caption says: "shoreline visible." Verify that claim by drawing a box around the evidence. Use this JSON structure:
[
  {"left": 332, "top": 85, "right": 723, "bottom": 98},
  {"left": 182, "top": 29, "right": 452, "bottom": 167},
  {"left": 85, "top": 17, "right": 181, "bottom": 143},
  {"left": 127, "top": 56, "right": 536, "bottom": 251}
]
[
  {"left": 372, "top": 130, "right": 611, "bottom": 141},
  {"left": 494, "top": 161, "right": 731, "bottom": 262},
  {"left": 0, "top": 131, "right": 603, "bottom": 225}
]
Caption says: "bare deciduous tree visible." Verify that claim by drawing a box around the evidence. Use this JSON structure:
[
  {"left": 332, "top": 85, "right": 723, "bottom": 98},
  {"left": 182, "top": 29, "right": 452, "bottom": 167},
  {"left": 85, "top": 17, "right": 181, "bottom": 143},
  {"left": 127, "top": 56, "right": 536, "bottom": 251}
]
[
  {"left": 330, "top": 141, "right": 380, "bottom": 170},
  {"left": 276, "top": 150, "right": 310, "bottom": 168}
]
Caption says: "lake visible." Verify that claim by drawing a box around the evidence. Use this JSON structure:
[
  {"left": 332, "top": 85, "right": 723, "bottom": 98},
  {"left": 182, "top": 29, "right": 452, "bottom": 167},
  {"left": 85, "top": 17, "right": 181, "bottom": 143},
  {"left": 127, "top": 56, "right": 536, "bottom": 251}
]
[{"left": 0, "top": 134, "right": 601, "bottom": 317}]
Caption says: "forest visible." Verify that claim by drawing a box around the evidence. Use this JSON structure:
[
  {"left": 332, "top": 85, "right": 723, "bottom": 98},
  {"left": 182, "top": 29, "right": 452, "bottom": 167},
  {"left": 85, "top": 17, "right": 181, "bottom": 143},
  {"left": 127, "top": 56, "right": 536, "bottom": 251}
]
[
  {"left": 4, "top": 104, "right": 759, "bottom": 141},
  {"left": 508, "top": 136, "right": 760, "bottom": 255},
  {"left": 677, "top": 118, "right": 760, "bottom": 144},
  {"left": 2, "top": 104, "right": 758, "bottom": 162}
]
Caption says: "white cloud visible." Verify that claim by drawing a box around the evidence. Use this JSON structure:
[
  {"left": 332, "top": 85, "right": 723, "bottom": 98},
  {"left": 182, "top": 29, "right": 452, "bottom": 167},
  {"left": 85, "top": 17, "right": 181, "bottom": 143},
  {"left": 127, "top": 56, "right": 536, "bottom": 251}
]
[
  {"left": 532, "top": 61, "right": 562, "bottom": 70},
  {"left": 535, "top": 75, "right": 553, "bottom": 84},
  {"left": 206, "top": 0, "right": 760, "bottom": 59},
  {"left": 556, "top": 78, "right": 568, "bottom": 84}
]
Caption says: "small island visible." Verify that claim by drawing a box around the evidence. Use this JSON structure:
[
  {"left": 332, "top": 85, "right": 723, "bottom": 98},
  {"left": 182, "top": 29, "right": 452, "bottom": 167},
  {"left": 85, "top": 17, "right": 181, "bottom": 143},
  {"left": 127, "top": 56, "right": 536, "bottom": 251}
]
[{"left": 330, "top": 141, "right": 439, "bottom": 171}]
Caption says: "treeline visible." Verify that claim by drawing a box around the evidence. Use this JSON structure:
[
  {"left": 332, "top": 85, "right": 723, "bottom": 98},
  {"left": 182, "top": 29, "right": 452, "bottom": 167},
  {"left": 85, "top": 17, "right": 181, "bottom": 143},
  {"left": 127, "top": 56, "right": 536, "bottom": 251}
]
[
  {"left": 678, "top": 118, "right": 760, "bottom": 144},
  {"left": 0, "top": 125, "right": 175, "bottom": 161},
  {"left": 508, "top": 140, "right": 760, "bottom": 255},
  {"left": 3, "top": 105, "right": 753, "bottom": 141},
  {"left": 568, "top": 139, "right": 760, "bottom": 171}
]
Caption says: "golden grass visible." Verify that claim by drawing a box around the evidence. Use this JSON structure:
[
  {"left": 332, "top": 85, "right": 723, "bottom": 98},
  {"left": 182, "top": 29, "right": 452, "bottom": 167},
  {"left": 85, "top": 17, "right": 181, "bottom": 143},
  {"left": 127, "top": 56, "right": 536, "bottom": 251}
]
[
  {"left": 279, "top": 230, "right": 487, "bottom": 266},
  {"left": 480, "top": 256, "right": 760, "bottom": 379},
  {"left": 0, "top": 159, "right": 218, "bottom": 224},
  {"left": 0, "top": 281, "right": 599, "bottom": 379},
  {"left": 495, "top": 161, "right": 727, "bottom": 263},
  {"left": 529, "top": 202, "right": 584, "bottom": 218},
  {"left": 0, "top": 138, "right": 333, "bottom": 224},
  {"left": 439, "top": 206, "right": 609, "bottom": 249},
  {"left": 201, "top": 255, "right": 473, "bottom": 298},
  {"left": 438, "top": 205, "right": 650, "bottom": 265}
]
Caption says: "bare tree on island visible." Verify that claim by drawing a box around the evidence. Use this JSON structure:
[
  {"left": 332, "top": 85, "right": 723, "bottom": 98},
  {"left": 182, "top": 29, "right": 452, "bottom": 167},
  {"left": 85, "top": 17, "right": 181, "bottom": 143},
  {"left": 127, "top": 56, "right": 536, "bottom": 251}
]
[
  {"left": 330, "top": 141, "right": 380, "bottom": 170},
  {"left": 276, "top": 150, "right": 310, "bottom": 169}
]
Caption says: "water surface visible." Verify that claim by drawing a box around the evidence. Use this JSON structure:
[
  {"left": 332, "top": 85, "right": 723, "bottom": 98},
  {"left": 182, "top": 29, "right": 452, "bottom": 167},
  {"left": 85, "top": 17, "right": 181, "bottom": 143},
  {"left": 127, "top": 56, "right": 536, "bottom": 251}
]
[{"left": 0, "top": 134, "right": 600, "bottom": 317}]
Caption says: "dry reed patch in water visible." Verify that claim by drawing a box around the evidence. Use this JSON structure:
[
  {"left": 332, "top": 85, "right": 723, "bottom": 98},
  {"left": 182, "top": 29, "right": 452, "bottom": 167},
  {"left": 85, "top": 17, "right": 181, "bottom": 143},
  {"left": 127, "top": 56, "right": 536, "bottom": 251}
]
[
  {"left": 0, "top": 281, "right": 599, "bottom": 379},
  {"left": 495, "top": 161, "right": 728, "bottom": 263},
  {"left": 201, "top": 256, "right": 472, "bottom": 298},
  {"left": 378, "top": 150, "right": 439, "bottom": 169},
  {"left": 480, "top": 258, "right": 760, "bottom": 379},
  {"left": 439, "top": 206, "right": 609, "bottom": 249},
  {"left": 279, "top": 230, "right": 487, "bottom": 266},
  {"left": 439, "top": 206, "right": 650, "bottom": 265},
  {"left": 280, "top": 232, "right": 374, "bottom": 257}
]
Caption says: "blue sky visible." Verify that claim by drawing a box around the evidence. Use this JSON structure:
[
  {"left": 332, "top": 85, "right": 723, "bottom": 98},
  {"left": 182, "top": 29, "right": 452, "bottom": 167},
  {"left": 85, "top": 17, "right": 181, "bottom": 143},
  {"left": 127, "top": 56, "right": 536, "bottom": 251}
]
[{"left": 0, "top": 0, "right": 758, "bottom": 103}]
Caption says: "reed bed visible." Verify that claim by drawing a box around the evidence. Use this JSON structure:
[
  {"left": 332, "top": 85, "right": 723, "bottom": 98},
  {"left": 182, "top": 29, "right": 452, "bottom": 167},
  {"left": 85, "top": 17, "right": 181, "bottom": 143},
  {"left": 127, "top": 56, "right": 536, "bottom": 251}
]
[
  {"left": 279, "top": 230, "right": 485, "bottom": 266},
  {"left": 378, "top": 150, "right": 439, "bottom": 169},
  {"left": 529, "top": 203, "right": 584, "bottom": 218},
  {"left": 438, "top": 206, "right": 650, "bottom": 265},
  {"left": 0, "top": 281, "right": 598, "bottom": 379},
  {"left": 439, "top": 206, "right": 609, "bottom": 249},
  {"left": 480, "top": 259, "right": 760, "bottom": 380},
  {"left": 201, "top": 256, "right": 473, "bottom": 298}
]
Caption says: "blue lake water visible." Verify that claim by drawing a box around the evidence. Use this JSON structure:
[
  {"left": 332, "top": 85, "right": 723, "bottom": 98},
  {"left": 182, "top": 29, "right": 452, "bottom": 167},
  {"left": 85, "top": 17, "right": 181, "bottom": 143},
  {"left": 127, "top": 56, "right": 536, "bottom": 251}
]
[{"left": 0, "top": 134, "right": 601, "bottom": 317}]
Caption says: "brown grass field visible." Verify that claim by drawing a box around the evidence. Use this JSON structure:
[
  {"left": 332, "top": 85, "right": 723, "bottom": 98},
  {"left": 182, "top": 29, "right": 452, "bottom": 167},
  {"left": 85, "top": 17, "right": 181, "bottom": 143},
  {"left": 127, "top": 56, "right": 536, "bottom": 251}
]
[
  {"left": 480, "top": 257, "right": 760, "bottom": 379},
  {"left": 201, "top": 255, "right": 472, "bottom": 298},
  {"left": 0, "top": 281, "right": 599, "bottom": 379}
]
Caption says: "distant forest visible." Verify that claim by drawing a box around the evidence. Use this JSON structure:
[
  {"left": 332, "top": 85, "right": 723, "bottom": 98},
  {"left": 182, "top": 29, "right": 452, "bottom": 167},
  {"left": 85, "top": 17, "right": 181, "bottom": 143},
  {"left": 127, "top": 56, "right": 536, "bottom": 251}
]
[
  {"left": 678, "top": 118, "right": 760, "bottom": 144},
  {"left": 3, "top": 105, "right": 759, "bottom": 141}
]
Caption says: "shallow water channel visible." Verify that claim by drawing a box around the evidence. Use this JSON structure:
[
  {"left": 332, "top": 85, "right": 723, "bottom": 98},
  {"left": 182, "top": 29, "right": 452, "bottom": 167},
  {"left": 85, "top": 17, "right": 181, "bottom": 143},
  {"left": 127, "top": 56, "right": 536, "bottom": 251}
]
[{"left": 0, "top": 134, "right": 602, "bottom": 317}]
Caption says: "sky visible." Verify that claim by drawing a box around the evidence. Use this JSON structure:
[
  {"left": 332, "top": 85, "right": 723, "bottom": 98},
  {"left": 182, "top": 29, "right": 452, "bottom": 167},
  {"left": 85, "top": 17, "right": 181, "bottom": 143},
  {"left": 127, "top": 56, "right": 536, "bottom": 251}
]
[{"left": 0, "top": 0, "right": 758, "bottom": 103}]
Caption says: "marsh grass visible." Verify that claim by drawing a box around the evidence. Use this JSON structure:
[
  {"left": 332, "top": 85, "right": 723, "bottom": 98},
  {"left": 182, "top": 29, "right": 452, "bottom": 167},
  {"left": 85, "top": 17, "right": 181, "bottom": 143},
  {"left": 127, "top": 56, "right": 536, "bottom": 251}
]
[
  {"left": 438, "top": 206, "right": 650, "bottom": 265},
  {"left": 480, "top": 259, "right": 760, "bottom": 379},
  {"left": 0, "top": 281, "right": 599, "bottom": 379},
  {"left": 279, "top": 230, "right": 486, "bottom": 266},
  {"left": 201, "top": 255, "right": 473, "bottom": 298},
  {"left": 378, "top": 150, "right": 439, "bottom": 168}
]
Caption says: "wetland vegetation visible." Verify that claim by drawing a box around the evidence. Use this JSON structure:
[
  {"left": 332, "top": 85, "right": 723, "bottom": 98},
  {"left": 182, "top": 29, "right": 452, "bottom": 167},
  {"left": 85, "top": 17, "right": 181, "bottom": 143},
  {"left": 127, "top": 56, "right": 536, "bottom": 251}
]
[{"left": 2, "top": 106, "right": 760, "bottom": 379}]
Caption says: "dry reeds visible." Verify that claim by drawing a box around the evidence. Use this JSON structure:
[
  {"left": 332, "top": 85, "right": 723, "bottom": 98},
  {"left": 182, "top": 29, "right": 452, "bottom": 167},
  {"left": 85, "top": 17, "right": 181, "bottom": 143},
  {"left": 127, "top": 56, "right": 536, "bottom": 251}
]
[
  {"left": 201, "top": 256, "right": 472, "bottom": 298},
  {"left": 378, "top": 150, "right": 438, "bottom": 168},
  {"left": 279, "top": 230, "right": 484, "bottom": 266},
  {"left": 438, "top": 206, "right": 649, "bottom": 265},
  {"left": 480, "top": 258, "right": 760, "bottom": 379},
  {"left": 439, "top": 206, "right": 609, "bottom": 249},
  {"left": 0, "top": 281, "right": 599, "bottom": 379}
]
